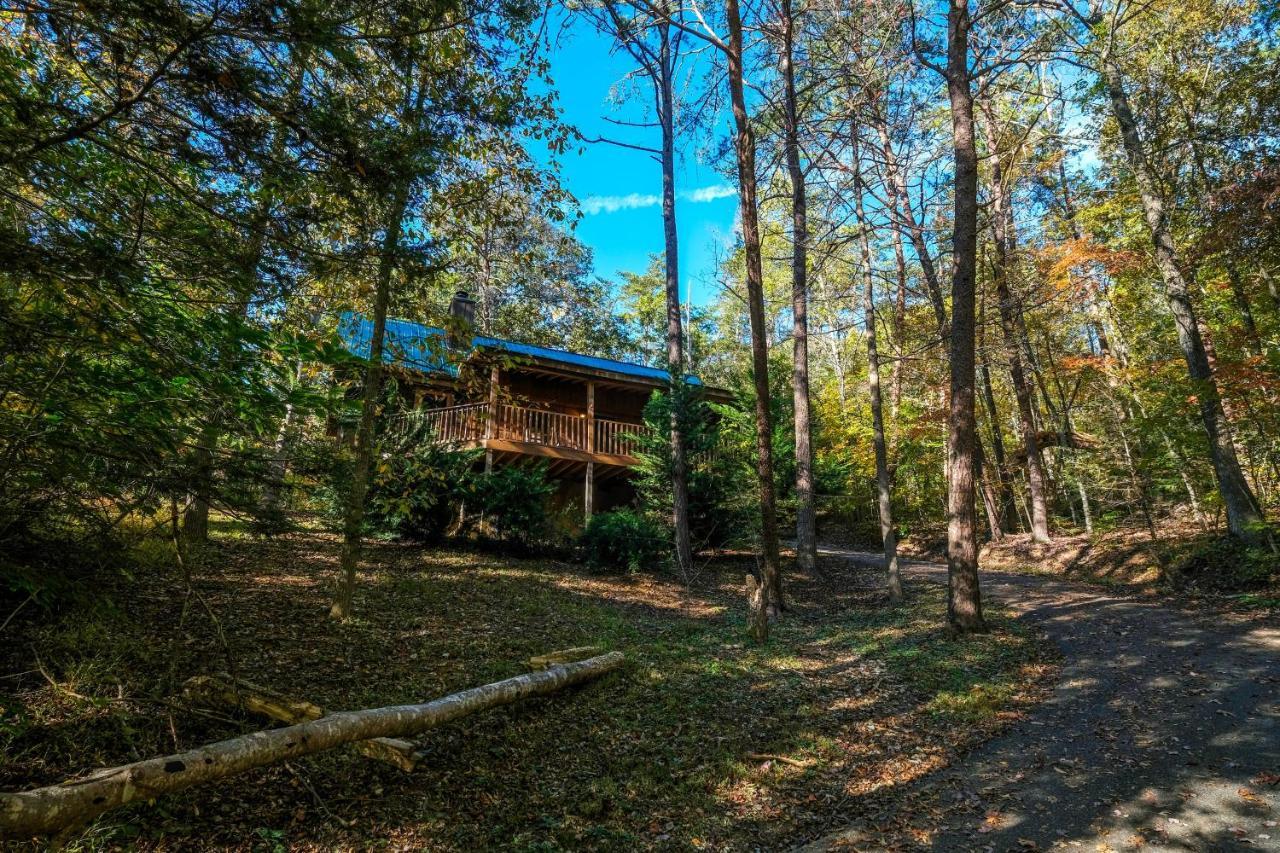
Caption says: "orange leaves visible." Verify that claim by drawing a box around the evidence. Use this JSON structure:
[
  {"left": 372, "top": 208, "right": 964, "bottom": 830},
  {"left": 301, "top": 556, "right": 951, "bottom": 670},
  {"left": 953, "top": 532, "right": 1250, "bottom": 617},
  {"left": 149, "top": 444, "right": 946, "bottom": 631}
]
[
  {"left": 1034, "top": 238, "right": 1146, "bottom": 287},
  {"left": 1058, "top": 353, "right": 1105, "bottom": 374}
]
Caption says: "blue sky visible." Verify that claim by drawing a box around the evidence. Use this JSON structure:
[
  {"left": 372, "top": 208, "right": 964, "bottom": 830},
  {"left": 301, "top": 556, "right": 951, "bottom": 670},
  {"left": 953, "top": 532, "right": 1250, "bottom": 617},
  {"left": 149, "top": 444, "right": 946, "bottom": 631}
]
[
  {"left": 536, "top": 19, "right": 1105, "bottom": 314},
  {"left": 544, "top": 18, "right": 738, "bottom": 307}
]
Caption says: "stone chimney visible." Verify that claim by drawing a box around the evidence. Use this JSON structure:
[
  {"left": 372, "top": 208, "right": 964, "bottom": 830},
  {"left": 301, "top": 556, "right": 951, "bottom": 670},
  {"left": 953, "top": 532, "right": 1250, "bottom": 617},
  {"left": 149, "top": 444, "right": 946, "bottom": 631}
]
[{"left": 447, "top": 289, "right": 475, "bottom": 347}]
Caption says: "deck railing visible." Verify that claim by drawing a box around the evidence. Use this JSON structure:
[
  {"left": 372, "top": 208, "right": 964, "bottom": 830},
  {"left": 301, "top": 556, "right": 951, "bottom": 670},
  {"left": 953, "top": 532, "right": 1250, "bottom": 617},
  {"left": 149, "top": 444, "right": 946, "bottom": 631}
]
[
  {"left": 393, "top": 403, "right": 652, "bottom": 460},
  {"left": 393, "top": 403, "right": 487, "bottom": 443},
  {"left": 594, "top": 417, "right": 646, "bottom": 458},
  {"left": 493, "top": 403, "right": 591, "bottom": 450}
]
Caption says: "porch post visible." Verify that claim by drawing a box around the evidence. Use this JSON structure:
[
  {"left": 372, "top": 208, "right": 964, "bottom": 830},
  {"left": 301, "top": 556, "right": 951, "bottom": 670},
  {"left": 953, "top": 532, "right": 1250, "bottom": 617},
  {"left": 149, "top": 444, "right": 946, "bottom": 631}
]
[
  {"left": 584, "top": 462, "right": 594, "bottom": 523},
  {"left": 586, "top": 381, "right": 595, "bottom": 453},
  {"left": 485, "top": 364, "right": 499, "bottom": 473}
]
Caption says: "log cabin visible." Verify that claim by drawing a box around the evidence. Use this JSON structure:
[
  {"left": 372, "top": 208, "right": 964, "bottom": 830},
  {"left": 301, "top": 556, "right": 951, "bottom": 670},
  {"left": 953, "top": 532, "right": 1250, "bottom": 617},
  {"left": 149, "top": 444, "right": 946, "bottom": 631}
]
[{"left": 340, "top": 291, "right": 731, "bottom": 524}]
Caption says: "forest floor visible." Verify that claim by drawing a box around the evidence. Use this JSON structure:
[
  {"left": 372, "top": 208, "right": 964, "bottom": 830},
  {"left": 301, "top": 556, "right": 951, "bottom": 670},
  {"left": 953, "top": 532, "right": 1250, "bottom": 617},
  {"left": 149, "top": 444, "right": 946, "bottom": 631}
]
[
  {"left": 808, "top": 547, "right": 1280, "bottom": 851},
  {"left": 1, "top": 521, "right": 1056, "bottom": 851}
]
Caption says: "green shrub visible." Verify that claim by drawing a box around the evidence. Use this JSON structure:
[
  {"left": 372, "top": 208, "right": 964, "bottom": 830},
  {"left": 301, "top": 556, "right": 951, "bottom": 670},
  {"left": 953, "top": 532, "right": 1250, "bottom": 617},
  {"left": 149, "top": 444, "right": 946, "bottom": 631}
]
[
  {"left": 468, "top": 463, "right": 557, "bottom": 550},
  {"left": 365, "top": 443, "right": 481, "bottom": 542},
  {"left": 312, "top": 425, "right": 556, "bottom": 550},
  {"left": 1168, "top": 534, "right": 1277, "bottom": 592},
  {"left": 632, "top": 385, "right": 752, "bottom": 550},
  {"left": 580, "top": 509, "right": 668, "bottom": 573}
]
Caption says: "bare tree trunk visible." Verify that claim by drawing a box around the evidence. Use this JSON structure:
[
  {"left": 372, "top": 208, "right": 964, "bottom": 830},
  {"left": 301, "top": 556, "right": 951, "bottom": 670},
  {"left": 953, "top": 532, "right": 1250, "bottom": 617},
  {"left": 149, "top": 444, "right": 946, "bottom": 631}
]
[
  {"left": 980, "top": 110, "right": 1051, "bottom": 543},
  {"left": 1101, "top": 59, "right": 1265, "bottom": 542},
  {"left": 1117, "top": 418, "right": 1158, "bottom": 540},
  {"left": 780, "top": 0, "right": 816, "bottom": 575},
  {"left": 1055, "top": 160, "right": 1115, "bottom": 351},
  {"left": 1153, "top": 427, "right": 1208, "bottom": 530},
  {"left": 874, "top": 116, "right": 948, "bottom": 337},
  {"left": 1260, "top": 265, "right": 1280, "bottom": 316},
  {"left": 656, "top": 18, "right": 694, "bottom": 580},
  {"left": 978, "top": 445, "right": 1005, "bottom": 542},
  {"left": 331, "top": 183, "right": 411, "bottom": 620},
  {"left": 853, "top": 133, "right": 902, "bottom": 603},
  {"left": 182, "top": 423, "right": 216, "bottom": 543},
  {"left": 978, "top": 294, "right": 1017, "bottom": 533},
  {"left": 822, "top": 309, "right": 848, "bottom": 408},
  {"left": 262, "top": 359, "right": 303, "bottom": 518},
  {"left": 727, "top": 0, "right": 782, "bottom": 624},
  {"left": 0, "top": 654, "right": 624, "bottom": 838},
  {"left": 943, "top": 0, "right": 986, "bottom": 634},
  {"left": 890, "top": 217, "right": 908, "bottom": 423},
  {"left": 1076, "top": 477, "right": 1093, "bottom": 534}
]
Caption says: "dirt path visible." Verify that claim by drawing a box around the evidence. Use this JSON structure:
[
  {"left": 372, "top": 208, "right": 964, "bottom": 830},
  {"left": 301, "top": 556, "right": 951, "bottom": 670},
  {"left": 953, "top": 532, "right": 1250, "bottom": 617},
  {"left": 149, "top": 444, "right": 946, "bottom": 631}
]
[{"left": 803, "top": 547, "right": 1280, "bottom": 852}]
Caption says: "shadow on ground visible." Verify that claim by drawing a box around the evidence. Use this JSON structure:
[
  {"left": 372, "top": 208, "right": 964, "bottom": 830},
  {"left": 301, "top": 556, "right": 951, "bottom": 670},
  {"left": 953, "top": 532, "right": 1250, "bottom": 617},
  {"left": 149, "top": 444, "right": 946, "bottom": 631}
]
[{"left": 803, "top": 549, "right": 1280, "bottom": 852}]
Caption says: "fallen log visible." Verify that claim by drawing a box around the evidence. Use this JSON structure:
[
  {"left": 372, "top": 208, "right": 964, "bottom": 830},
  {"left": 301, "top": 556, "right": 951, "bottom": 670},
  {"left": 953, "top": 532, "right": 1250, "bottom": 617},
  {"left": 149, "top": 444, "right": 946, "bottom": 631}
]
[
  {"left": 184, "top": 674, "right": 323, "bottom": 724},
  {"left": 183, "top": 674, "right": 424, "bottom": 772},
  {"left": 1, "top": 652, "right": 625, "bottom": 839},
  {"left": 528, "top": 646, "right": 602, "bottom": 669}
]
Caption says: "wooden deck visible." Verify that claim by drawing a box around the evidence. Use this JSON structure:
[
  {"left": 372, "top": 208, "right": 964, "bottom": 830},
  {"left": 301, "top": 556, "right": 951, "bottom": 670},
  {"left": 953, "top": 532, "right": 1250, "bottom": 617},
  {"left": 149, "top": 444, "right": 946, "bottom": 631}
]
[{"left": 393, "top": 403, "right": 652, "bottom": 470}]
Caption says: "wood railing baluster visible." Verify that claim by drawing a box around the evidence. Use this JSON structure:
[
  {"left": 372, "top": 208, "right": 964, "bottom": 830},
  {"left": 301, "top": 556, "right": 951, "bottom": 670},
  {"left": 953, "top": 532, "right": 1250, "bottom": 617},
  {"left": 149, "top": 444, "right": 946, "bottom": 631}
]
[{"left": 398, "top": 404, "right": 654, "bottom": 460}]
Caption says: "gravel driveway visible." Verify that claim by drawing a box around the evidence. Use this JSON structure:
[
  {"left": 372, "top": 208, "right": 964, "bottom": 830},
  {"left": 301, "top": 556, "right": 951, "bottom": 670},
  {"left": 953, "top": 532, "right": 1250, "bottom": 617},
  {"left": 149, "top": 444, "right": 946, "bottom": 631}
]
[{"left": 801, "top": 547, "right": 1280, "bottom": 852}]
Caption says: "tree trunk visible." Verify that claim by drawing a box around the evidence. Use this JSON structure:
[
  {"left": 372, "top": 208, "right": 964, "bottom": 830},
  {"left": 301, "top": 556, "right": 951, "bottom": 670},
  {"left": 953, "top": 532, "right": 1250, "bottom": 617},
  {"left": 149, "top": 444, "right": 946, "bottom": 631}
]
[
  {"left": 980, "top": 110, "right": 1051, "bottom": 543},
  {"left": 978, "top": 442, "right": 1005, "bottom": 542},
  {"left": 745, "top": 574, "right": 769, "bottom": 643},
  {"left": 874, "top": 114, "right": 948, "bottom": 337},
  {"left": 1076, "top": 477, "right": 1093, "bottom": 534},
  {"left": 182, "top": 222, "right": 268, "bottom": 544},
  {"left": 1118, "top": 417, "right": 1159, "bottom": 540},
  {"left": 183, "top": 61, "right": 307, "bottom": 545},
  {"left": 726, "top": 0, "right": 782, "bottom": 621},
  {"left": 943, "top": 0, "right": 986, "bottom": 634},
  {"left": 1260, "top": 265, "right": 1280, "bottom": 316},
  {"left": 853, "top": 133, "right": 902, "bottom": 602},
  {"left": 0, "top": 654, "right": 625, "bottom": 839},
  {"left": 1100, "top": 59, "right": 1265, "bottom": 542},
  {"left": 780, "top": 0, "right": 816, "bottom": 575},
  {"left": 1223, "top": 262, "right": 1262, "bottom": 356},
  {"left": 978, "top": 293, "right": 1017, "bottom": 534},
  {"left": 1156, "top": 427, "right": 1208, "bottom": 530},
  {"left": 657, "top": 19, "right": 694, "bottom": 580},
  {"left": 331, "top": 183, "right": 411, "bottom": 620},
  {"left": 821, "top": 296, "right": 848, "bottom": 408},
  {"left": 1055, "top": 160, "right": 1117, "bottom": 358},
  {"left": 262, "top": 359, "right": 303, "bottom": 518},
  {"left": 890, "top": 214, "right": 908, "bottom": 424},
  {"left": 182, "top": 424, "right": 215, "bottom": 543}
]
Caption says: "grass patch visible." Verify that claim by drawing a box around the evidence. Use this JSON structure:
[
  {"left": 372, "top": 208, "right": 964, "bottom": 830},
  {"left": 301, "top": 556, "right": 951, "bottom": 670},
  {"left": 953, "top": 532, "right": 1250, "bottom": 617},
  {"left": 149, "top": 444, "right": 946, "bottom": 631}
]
[{"left": 1, "top": 529, "right": 1055, "bottom": 850}]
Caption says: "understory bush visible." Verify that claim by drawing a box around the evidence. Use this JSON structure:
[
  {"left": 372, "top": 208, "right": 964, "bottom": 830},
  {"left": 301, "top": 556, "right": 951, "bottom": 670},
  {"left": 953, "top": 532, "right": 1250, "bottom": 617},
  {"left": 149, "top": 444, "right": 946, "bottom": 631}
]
[
  {"left": 580, "top": 509, "right": 668, "bottom": 573},
  {"left": 632, "top": 384, "right": 752, "bottom": 552},
  {"left": 468, "top": 463, "right": 558, "bottom": 551},
  {"left": 361, "top": 440, "right": 556, "bottom": 551},
  {"left": 365, "top": 443, "right": 482, "bottom": 542},
  {"left": 1167, "top": 533, "right": 1278, "bottom": 592}
]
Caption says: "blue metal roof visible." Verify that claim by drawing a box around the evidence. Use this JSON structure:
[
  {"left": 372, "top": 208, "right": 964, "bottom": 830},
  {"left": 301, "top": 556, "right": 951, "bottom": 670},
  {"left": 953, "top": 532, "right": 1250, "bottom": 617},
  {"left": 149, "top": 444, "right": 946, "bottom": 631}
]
[{"left": 338, "top": 312, "right": 702, "bottom": 385}]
